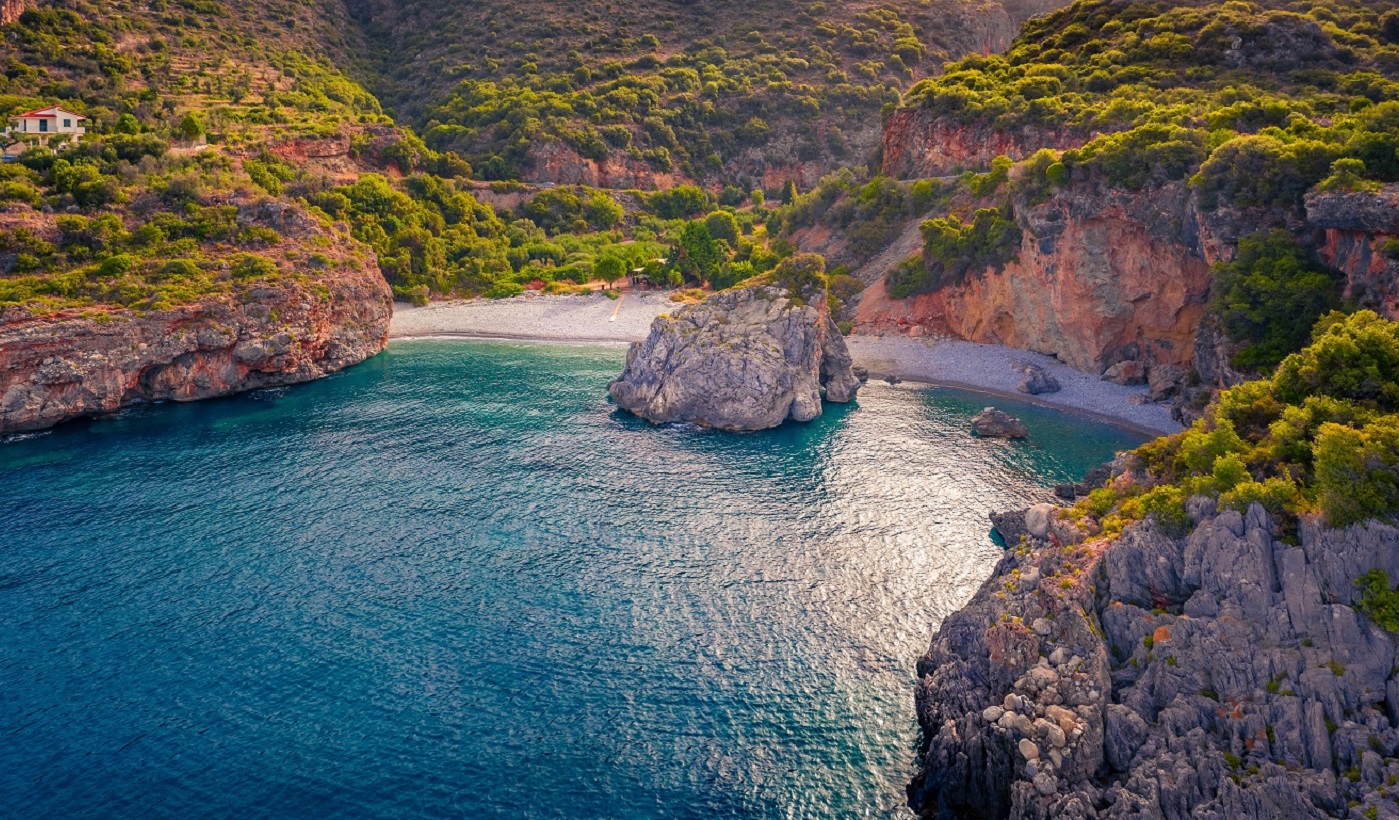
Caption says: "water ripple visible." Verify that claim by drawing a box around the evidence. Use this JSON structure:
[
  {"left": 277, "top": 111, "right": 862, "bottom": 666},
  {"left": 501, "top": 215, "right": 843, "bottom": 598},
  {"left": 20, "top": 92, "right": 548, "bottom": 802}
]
[{"left": 0, "top": 340, "right": 1142, "bottom": 818}]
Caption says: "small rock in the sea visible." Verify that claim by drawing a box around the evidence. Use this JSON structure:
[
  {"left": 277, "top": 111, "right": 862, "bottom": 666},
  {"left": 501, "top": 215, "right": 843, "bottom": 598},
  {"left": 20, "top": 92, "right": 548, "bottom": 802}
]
[
  {"left": 1016, "top": 363, "right": 1061, "bottom": 395},
  {"left": 1018, "top": 739, "right": 1040, "bottom": 760},
  {"left": 852, "top": 365, "right": 869, "bottom": 382},
  {"left": 884, "top": 374, "right": 902, "bottom": 385},
  {"left": 970, "top": 407, "right": 1028, "bottom": 438},
  {"left": 1053, "top": 482, "right": 1078, "bottom": 501}
]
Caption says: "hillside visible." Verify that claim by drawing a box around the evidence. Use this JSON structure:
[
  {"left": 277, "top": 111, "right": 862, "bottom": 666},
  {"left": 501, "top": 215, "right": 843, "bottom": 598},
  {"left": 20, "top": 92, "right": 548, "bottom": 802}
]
[
  {"left": 771, "top": 0, "right": 1399, "bottom": 424},
  {"left": 346, "top": 0, "right": 1069, "bottom": 188}
]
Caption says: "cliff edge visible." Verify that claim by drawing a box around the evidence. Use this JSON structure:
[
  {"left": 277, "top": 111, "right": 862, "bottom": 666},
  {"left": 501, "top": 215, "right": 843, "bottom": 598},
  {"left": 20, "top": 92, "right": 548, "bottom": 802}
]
[
  {"left": 910, "top": 499, "right": 1399, "bottom": 820},
  {"left": 0, "top": 259, "right": 391, "bottom": 435}
]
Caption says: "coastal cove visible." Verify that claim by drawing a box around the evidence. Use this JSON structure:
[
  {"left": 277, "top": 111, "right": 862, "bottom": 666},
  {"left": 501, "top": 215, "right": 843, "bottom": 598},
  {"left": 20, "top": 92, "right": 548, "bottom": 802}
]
[
  {"left": 390, "top": 297, "right": 1183, "bottom": 436},
  {"left": 0, "top": 339, "right": 1143, "bottom": 818}
]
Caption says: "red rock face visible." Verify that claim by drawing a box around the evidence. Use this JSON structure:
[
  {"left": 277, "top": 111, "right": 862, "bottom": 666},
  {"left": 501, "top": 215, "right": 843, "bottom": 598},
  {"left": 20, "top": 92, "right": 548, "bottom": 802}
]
[
  {"left": 1307, "top": 187, "right": 1399, "bottom": 314},
  {"left": 857, "top": 185, "right": 1212, "bottom": 373},
  {"left": 528, "top": 140, "right": 677, "bottom": 191},
  {"left": 881, "top": 109, "right": 1089, "bottom": 180},
  {"left": 0, "top": 260, "right": 392, "bottom": 434},
  {"left": 0, "top": 0, "right": 31, "bottom": 26}
]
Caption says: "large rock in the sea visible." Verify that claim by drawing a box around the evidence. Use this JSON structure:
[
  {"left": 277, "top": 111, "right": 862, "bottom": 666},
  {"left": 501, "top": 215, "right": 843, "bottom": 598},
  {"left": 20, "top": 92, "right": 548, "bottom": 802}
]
[
  {"left": 909, "top": 495, "right": 1399, "bottom": 820},
  {"left": 608, "top": 266, "right": 859, "bottom": 431},
  {"left": 0, "top": 259, "right": 391, "bottom": 434}
]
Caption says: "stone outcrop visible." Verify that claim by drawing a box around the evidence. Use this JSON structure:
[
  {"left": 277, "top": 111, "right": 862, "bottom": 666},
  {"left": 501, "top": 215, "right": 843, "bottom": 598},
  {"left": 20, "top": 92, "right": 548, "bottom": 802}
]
[
  {"left": 971, "top": 407, "right": 1028, "bottom": 438},
  {"left": 881, "top": 111, "right": 1088, "bottom": 180},
  {"left": 910, "top": 498, "right": 1399, "bottom": 820},
  {"left": 1308, "top": 186, "right": 1399, "bottom": 316},
  {"left": 858, "top": 180, "right": 1214, "bottom": 375},
  {"left": 0, "top": 0, "right": 32, "bottom": 26},
  {"left": 0, "top": 258, "right": 391, "bottom": 434},
  {"left": 608, "top": 284, "right": 859, "bottom": 431}
]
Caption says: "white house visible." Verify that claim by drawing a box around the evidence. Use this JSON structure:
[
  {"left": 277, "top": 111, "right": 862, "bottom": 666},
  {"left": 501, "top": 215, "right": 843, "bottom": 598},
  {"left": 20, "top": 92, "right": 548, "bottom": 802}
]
[{"left": 9, "top": 106, "right": 86, "bottom": 142}]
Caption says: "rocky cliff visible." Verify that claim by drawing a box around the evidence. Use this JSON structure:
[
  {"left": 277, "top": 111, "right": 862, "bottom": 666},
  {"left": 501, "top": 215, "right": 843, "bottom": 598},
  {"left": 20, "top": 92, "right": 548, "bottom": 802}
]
[
  {"left": 0, "top": 0, "right": 32, "bottom": 26},
  {"left": 0, "top": 260, "right": 391, "bottom": 435},
  {"left": 910, "top": 498, "right": 1399, "bottom": 819},
  {"left": 1308, "top": 186, "right": 1399, "bottom": 315},
  {"left": 609, "top": 282, "right": 859, "bottom": 431},
  {"left": 857, "top": 180, "right": 1213, "bottom": 374},
  {"left": 881, "top": 112, "right": 1087, "bottom": 180}
]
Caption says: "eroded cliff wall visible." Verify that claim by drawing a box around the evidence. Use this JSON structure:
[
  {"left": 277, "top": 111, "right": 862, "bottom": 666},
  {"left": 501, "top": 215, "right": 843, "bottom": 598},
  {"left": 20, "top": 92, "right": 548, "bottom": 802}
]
[
  {"left": 0, "top": 251, "right": 392, "bottom": 434},
  {"left": 857, "top": 182, "right": 1213, "bottom": 373}
]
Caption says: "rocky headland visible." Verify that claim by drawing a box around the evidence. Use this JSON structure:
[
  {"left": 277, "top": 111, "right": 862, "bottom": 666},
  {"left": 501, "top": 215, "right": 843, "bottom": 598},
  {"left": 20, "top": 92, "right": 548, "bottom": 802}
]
[
  {"left": 609, "top": 261, "right": 859, "bottom": 431},
  {"left": 910, "top": 494, "right": 1399, "bottom": 820},
  {"left": 0, "top": 258, "right": 391, "bottom": 435}
]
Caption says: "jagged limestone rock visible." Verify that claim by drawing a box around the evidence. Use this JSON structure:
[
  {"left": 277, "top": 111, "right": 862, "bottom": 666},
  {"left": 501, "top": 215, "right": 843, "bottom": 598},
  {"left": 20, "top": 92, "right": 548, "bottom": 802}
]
[
  {"left": 608, "top": 284, "right": 859, "bottom": 431},
  {"left": 910, "top": 502, "right": 1399, "bottom": 820}
]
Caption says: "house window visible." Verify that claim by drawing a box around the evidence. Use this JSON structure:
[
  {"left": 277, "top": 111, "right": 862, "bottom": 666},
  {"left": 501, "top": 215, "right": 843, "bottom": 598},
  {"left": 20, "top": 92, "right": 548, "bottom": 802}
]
[
  {"left": 62, "top": 119, "right": 71, "bottom": 129},
  {"left": 38, "top": 120, "right": 47, "bottom": 133}
]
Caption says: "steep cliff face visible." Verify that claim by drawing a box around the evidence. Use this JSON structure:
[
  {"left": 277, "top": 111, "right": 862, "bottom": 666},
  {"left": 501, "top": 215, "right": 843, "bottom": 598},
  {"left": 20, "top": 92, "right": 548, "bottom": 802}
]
[
  {"left": 881, "top": 111, "right": 1087, "bottom": 180},
  {"left": 609, "top": 283, "right": 859, "bottom": 431},
  {"left": 527, "top": 140, "right": 677, "bottom": 191},
  {"left": 857, "top": 182, "right": 1212, "bottom": 373},
  {"left": 911, "top": 499, "right": 1399, "bottom": 819},
  {"left": 0, "top": 261, "right": 391, "bottom": 434},
  {"left": 1308, "top": 186, "right": 1399, "bottom": 314},
  {"left": 0, "top": 0, "right": 32, "bottom": 26}
]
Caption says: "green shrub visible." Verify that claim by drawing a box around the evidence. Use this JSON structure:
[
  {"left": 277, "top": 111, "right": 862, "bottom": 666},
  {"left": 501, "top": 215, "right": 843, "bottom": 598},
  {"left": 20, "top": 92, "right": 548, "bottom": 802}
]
[{"left": 1210, "top": 231, "right": 1342, "bottom": 370}]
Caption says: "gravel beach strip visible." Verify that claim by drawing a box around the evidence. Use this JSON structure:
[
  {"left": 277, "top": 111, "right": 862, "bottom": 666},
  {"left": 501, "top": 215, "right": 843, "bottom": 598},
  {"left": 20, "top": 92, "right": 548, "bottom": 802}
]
[{"left": 389, "top": 296, "right": 1184, "bottom": 436}]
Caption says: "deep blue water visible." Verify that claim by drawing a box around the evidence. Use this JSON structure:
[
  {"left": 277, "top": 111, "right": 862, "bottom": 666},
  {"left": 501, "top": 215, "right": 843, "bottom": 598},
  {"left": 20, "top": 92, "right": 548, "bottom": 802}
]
[{"left": 0, "top": 341, "right": 1143, "bottom": 818}]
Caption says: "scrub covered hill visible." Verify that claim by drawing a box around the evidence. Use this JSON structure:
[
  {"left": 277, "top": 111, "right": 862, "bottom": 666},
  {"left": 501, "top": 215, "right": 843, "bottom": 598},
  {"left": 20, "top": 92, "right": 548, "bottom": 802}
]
[{"left": 345, "top": 0, "right": 1069, "bottom": 188}]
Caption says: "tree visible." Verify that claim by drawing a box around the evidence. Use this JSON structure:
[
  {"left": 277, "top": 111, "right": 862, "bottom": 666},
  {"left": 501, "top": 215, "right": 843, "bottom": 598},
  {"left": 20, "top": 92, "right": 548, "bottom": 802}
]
[
  {"left": 1210, "top": 231, "right": 1341, "bottom": 370},
  {"left": 751, "top": 189, "right": 765, "bottom": 208},
  {"left": 114, "top": 113, "right": 141, "bottom": 135},
  {"left": 584, "top": 191, "right": 623, "bottom": 231},
  {"left": 781, "top": 178, "right": 798, "bottom": 204},
  {"left": 703, "top": 210, "right": 740, "bottom": 245},
  {"left": 177, "top": 112, "right": 205, "bottom": 142},
  {"left": 674, "top": 220, "right": 724, "bottom": 285},
  {"left": 594, "top": 255, "right": 626, "bottom": 288}
]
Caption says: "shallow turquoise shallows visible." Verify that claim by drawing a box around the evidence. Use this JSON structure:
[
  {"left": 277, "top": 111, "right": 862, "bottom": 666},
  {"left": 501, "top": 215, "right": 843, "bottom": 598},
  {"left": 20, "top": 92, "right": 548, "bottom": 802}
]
[{"left": 0, "top": 340, "right": 1143, "bottom": 819}]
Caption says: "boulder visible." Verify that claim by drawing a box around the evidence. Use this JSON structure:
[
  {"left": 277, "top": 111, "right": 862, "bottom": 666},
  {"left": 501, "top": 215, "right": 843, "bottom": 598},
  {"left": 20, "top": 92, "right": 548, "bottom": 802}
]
[
  {"left": 971, "top": 407, "right": 1028, "bottom": 438},
  {"left": 608, "top": 281, "right": 859, "bottom": 431},
  {"left": 1147, "top": 363, "right": 1188, "bottom": 402},
  {"left": 1017, "top": 362, "right": 1062, "bottom": 395},
  {"left": 1101, "top": 359, "right": 1147, "bottom": 386}
]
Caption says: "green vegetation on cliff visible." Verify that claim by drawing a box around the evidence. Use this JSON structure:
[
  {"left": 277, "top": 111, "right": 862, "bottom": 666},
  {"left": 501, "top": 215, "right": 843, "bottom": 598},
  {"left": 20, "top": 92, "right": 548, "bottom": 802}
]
[
  {"left": 1080, "top": 311, "right": 1399, "bottom": 534},
  {"left": 349, "top": 0, "right": 1054, "bottom": 185}
]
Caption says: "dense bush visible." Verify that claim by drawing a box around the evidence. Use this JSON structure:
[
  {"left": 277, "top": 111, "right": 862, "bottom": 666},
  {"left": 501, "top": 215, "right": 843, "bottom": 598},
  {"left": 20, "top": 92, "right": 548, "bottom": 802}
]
[
  {"left": 1078, "top": 311, "right": 1399, "bottom": 534},
  {"left": 886, "top": 207, "right": 1021, "bottom": 298},
  {"left": 1210, "top": 231, "right": 1343, "bottom": 370}
]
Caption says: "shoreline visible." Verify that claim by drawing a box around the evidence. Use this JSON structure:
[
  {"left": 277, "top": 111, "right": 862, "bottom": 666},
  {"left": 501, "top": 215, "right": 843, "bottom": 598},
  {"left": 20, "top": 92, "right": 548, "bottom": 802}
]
[{"left": 387, "top": 298, "right": 1184, "bottom": 437}]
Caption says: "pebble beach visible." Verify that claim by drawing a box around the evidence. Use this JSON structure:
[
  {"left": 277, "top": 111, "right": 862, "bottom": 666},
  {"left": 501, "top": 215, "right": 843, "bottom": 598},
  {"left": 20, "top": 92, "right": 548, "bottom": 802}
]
[{"left": 389, "top": 295, "right": 1184, "bottom": 436}]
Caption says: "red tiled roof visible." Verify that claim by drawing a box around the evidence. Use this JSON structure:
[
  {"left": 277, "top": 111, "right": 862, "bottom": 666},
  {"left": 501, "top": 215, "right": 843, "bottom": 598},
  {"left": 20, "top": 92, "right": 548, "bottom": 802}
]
[{"left": 15, "top": 107, "right": 85, "bottom": 120}]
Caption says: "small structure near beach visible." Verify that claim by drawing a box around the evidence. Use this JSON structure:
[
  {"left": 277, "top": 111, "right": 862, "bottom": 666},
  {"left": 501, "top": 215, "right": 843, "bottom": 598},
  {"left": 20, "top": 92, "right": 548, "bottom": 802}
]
[{"left": 609, "top": 255, "right": 859, "bottom": 431}]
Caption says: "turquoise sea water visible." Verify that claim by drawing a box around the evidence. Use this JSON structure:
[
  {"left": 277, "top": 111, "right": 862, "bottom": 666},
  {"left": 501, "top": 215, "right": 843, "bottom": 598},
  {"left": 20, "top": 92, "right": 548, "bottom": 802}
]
[{"left": 0, "top": 340, "right": 1143, "bottom": 818}]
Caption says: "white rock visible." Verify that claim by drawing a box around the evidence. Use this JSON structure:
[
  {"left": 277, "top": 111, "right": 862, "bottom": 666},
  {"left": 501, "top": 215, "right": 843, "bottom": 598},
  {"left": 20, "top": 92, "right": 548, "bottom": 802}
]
[{"left": 983, "top": 705, "right": 1005, "bottom": 723}]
